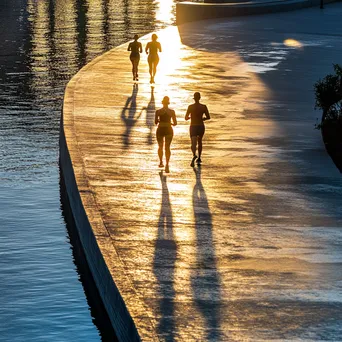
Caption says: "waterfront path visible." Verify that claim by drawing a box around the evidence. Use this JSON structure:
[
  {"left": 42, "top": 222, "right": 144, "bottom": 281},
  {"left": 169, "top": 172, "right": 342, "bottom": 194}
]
[{"left": 62, "top": 4, "right": 342, "bottom": 341}]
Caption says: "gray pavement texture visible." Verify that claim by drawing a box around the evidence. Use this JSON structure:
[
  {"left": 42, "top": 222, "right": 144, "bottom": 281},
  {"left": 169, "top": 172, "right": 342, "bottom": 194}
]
[{"left": 63, "top": 4, "right": 342, "bottom": 341}]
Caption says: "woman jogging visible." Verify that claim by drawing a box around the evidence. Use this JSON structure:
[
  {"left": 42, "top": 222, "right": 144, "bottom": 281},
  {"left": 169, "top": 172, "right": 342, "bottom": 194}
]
[
  {"left": 145, "top": 33, "right": 162, "bottom": 84},
  {"left": 155, "top": 96, "right": 177, "bottom": 173},
  {"left": 127, "top": 34, "right": 142, "bottom": 81}
]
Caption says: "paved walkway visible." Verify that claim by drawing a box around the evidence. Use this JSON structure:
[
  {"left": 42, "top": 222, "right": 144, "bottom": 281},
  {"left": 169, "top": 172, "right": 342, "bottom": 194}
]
[{"left": 63, "top": 4, "right": 342, "bottom": 341}]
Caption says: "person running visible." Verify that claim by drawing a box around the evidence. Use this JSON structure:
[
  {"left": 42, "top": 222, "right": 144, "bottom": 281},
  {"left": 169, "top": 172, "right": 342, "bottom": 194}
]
[
  {"left": 128, "top": 34, "right": 142, "bottom": 81},
  {"left": 145, "top": 34, "right": 162, "bottom": 84},
  {"left": 185, "top": 92, "right": 210, "bottom": 167},
  {"left": 155, "top": 96, "right": 177, "bottom": 173}
]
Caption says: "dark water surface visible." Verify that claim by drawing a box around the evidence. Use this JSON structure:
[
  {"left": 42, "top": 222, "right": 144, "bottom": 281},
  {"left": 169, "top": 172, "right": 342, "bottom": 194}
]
[{"left": 0, "top": 0, "right": 175, "bottom": 340}]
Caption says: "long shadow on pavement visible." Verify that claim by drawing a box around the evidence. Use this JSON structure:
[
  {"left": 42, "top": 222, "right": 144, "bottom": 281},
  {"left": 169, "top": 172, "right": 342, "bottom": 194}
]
[
  {"left": 121, "top": 83, "right": 140, "bottom": 149},
  {"left": 142, "top": 86, "right": 155, "bottom": 145},
  {"left": 191, "top": 167, "right": 223, "bottom": 341},
  {"left": 153, "top": 172, "right": 177, "bottom": 341}
]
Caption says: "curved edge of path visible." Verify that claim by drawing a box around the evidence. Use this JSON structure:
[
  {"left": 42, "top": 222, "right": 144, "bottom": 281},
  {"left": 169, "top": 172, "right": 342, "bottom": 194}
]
[{"left": 59, "top": 48, "right": 158, "bottom": 342}]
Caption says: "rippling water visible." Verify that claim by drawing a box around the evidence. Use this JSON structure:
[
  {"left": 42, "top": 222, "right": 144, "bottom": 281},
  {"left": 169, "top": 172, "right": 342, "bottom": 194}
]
[{"left": 0, "top": 0, "right": 176, "bottom": 340}]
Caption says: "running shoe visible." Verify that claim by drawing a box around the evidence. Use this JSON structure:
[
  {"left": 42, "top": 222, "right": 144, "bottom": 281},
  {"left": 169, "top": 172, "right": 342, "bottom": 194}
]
[
  {"left": 159, "top": 162, "right": 164, "bottom": 168},
  {"left": 196, "top": 158, "right": 202, "bottom": 165},
  {"left": 190, "top": 155, "right": 197, "bottom": 167}
]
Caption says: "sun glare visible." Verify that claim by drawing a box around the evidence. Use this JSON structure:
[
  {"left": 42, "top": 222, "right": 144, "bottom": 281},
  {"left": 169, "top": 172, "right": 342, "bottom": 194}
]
[
  {"left": 155, "top": 0, "right": 175, "bottom": 26},
  {"left": 283, "top": 38, "right": 303, "bottom": 48}
]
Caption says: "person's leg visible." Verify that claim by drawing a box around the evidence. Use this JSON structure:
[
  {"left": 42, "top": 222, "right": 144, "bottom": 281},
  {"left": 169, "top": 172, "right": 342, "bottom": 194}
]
[
  {"left": 196, "top": 137, "right": 203, "bottom": 164},
  {"left": 135, "top": 57, "right": 140, "bottom": 79},
  {"left": 132, "top": 59, "right": 138, "bottom": 78},
  {"left": 164, "top": 135, "right": 173, "bottom": 173},
  {"left": 152, "top": 56, "right": 159, "bottom": 81},
  {"left": 165, "top": 135, "right": 173, "bottom": 164},
  {"left": 130, "top": 57, "right": 135, "bottom": 79},
  {"left": 190, "top": 135, "right": 198, "bottom": 167},
  {"left": 148, "top": 56, "right": 153, "bottom": 82},
  {"left": 196, "top": 126, "right": 205, "bottom": 164},
  {"left": 191, "top": 136, "right": 197, "bottom": 156},
  {"left": 198, "top": 136, "right": 203, "bottom": 159},
  {"left": 157, "top": 132, "right": 164, "bottom": 166}
]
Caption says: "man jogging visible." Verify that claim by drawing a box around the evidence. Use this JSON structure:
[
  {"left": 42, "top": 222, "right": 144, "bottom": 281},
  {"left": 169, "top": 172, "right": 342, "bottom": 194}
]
[{"left": 185, "top": 92, "right": 210, "bottom": 167}]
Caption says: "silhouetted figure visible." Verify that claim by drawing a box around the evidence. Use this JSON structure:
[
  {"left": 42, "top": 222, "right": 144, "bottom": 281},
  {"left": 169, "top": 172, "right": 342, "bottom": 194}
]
[
  {"left": 185, "top": 92, "right": 210, "bottom": 167},
  {"left": 145, "top": 33, "right": 162, "bottom": 84},
  {"left": 155, "top": 96, "right": 177, "bottom": 173},
  {"left": 127, "top": 34, "right": 142, "bottom": 81}
]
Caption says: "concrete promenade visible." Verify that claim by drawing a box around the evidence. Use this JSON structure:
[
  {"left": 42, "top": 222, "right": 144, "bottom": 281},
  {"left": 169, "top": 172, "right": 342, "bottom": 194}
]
[{"left": 61, "top": 4, "right": 342, "bottom": 341}]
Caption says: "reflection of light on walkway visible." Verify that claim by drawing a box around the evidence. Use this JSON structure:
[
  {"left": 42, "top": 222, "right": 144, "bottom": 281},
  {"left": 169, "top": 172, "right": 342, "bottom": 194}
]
[
  {"left": 155, "top": 0, "right": 174, "bottom": 26},
  {"left": 284, "top": 38, "right": 303, "bottom": 48},
  {"left": 157, "top": 27, "right": 184, "bottom": 82}
]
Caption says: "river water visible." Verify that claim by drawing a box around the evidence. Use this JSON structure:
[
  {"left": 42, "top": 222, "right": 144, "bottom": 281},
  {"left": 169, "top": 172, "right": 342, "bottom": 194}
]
[{"left": 0, "top": 0, "right": 175, "bottom": 340}]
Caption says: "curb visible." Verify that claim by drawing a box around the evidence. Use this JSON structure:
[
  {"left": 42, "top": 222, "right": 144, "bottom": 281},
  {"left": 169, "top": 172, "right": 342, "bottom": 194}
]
[{"left": 59, "top": 47, "right": 158, "bottom": 341}]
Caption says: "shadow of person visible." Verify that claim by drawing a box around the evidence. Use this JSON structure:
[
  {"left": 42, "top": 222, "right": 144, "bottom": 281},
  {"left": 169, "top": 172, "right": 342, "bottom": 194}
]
[
  {"left": 191, "top": 167, "right": 223, "bottom": 341},
  {"left": 143, "top": 86, "right": 155, "bottom": 145},
  {"left": 120, "top": 83, "right": 140, "bottom": 148},
  {"left": 153, "top": 171, "right": 177, "bottom": 341}
]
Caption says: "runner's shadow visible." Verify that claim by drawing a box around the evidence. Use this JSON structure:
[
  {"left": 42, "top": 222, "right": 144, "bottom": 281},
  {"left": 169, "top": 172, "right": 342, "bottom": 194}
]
[
  {"left": 191, "top": 167, "right": 223, "bottom": 341},
  {"left": 143, "top": 86, "right": 155, "bottom": 145},
  {"left": 153, "top": 172, "right": 177, "bottom": 341},
  {"left": 121, "top": 83, "right": 140, "bottom": 149}
]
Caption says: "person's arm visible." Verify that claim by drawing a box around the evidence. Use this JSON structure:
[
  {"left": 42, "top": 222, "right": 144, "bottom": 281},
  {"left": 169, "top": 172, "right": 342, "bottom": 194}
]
[
  {"left": 185, "top": 106, "right": 191, "bottom": 121},
  {"left": 203, "top": 105, "right": 210, "bottom": 121},
  {"left": 139, "top": 42, "right": 142, "bottom": 53},
  {"left": 127, "top": 42, "right": 131, "bottom": 51},
  {"left": 154, "top": 110, "right": 159, "bottom": 125},
  {"left": 172, "top": 110, "right": 177, "bottom": 126},
  {"left": 158, "top": 42, "right": 162, "bottom": 53},
  {"left": 145, "top": 42, "right": 149, "bottom": 54}
]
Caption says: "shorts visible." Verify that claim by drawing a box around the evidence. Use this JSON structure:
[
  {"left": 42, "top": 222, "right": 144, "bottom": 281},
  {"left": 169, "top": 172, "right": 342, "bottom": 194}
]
[
  {"left": 190, "top": 125, "right": 205, "bottom": 138},
  {"left": 130, "top": 54, "right": 140, "bottom": 63},
  {"left": 148, "top": 55, "right": 159, "bottom": 65},
  {"left": 156, "top": 126, "right": 173, "bottom": 140}
]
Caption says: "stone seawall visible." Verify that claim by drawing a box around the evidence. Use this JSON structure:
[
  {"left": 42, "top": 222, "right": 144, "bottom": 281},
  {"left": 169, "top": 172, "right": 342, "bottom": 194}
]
[{"left": 59, "top": 58, "right": 147, "bottom": 341}]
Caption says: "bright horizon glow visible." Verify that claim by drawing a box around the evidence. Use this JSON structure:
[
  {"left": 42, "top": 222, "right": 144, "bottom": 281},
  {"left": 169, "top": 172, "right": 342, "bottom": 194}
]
[{"left": 155, "top": 0, "right": 174, "bottom": 26}]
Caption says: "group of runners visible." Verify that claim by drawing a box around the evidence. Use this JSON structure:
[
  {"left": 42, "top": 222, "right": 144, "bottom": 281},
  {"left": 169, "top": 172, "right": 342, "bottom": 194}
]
[
  {"left": 128, "top": 33, "right": 161, "bottom": 83},
  {"left": 128, "top": 34, "right": 211, "bottom": 173}
]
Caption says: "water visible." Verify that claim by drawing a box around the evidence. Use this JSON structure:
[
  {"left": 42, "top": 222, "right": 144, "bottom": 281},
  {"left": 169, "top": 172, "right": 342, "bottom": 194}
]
[{"left": 0, "top": 0, "right": 176, "bottom": 340}]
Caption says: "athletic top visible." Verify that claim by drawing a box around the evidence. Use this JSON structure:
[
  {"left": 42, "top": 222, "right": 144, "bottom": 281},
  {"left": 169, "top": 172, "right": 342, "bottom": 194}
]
[
  {"left": 156, "top": 108, "right": 175, "bottom": 127},
  {"left": 146, "top": 41, "right": 162, "bottom": 57},
  {"left": 128, "top": 41, "right": 142, "bottom": 57},
  {"left": 186, "top": 103, "right": 209, "bottom": 126}
]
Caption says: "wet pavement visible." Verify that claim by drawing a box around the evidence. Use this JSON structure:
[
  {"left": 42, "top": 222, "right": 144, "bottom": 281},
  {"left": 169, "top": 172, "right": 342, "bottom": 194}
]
[{"left": 63, "top": 3, "right": 342, "bottom": 340}]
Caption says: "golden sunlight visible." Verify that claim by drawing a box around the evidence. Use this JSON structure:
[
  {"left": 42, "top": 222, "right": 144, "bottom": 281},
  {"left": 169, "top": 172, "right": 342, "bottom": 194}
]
[
  {"left": 283, "top": 38, "right": 303, "bottom": 48},
  {"left": 155, "top": 0, "right": 174, "bottom": 25}
]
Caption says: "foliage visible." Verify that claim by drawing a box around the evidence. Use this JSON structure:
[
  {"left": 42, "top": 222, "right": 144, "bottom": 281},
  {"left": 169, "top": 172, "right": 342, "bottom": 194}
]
[{"left": 314, "top": 64, "right": 342, "bottom": 129}]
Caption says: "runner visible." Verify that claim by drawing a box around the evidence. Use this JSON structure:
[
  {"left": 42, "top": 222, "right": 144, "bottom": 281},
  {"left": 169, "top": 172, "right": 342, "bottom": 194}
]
[
  {"left": 155, "top": 96, "right": 177, "bottom": 173},
  {"left": 145, "top": 34, "right": 162, "bottom": 84},
  {"left": 127, "top": 34, "right": 142, "bottom": 81},
  {"left": 185, "top": 92, "right": 210, "bottom": 167}
]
